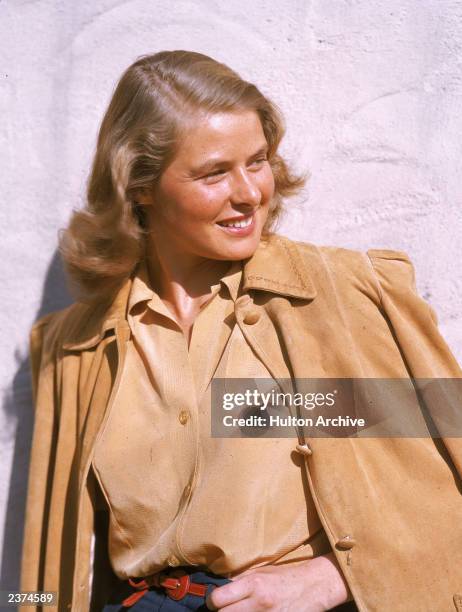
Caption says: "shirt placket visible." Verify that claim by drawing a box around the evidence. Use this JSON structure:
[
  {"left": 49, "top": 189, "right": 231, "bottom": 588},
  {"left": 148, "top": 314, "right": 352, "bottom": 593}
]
[
  {"left": 139, "top": 295, "right": 200, "bottom": 568},
  {"left": 175, "top": 282, "right": 243, "bottom": 564}
]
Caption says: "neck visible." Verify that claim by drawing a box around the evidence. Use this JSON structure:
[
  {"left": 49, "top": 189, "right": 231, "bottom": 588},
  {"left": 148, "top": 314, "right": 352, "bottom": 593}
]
[{"left": 144, "top": 233, "right": 232, "bottom": 317}]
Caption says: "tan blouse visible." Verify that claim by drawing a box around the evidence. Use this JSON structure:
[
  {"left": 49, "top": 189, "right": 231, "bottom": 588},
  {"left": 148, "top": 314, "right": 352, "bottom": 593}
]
[{"left": 92, "top": 258, "right": 331, "bottom": 580}]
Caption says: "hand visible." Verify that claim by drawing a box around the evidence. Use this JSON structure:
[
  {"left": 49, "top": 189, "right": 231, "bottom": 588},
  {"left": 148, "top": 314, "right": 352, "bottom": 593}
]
[{"left": 206, "top": 553, "right": 351, "bottom": 612}]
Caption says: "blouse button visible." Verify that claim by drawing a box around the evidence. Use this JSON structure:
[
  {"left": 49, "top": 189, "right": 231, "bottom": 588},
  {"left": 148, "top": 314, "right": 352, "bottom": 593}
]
[
  {"left": 178, "top": 410, "right": 190, "bottom": 425},
  {"left": 167, "top": 554, "right": 181, "bottom": 567},
  {"left": 336, "top": 535, "right": 356, "bottom": 550},
  {"left": 243, "top": 310, "right": 261, "bottom": 325}
]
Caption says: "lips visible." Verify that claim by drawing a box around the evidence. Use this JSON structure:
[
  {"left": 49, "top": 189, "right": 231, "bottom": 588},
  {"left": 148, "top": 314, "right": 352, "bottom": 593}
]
[
  {"left": 216, "top": 209, "right": 256, "bottom": 227},
  {"left": 217, "top": 215, "right": 253, "bottom": 229},
  {"left": 216, "top": 212, "right": 256, "bottom": 236}
]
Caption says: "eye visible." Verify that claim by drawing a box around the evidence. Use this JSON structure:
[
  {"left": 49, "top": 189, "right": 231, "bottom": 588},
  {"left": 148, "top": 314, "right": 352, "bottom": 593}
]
[
  {"left": 250, "top": 156, "right": 268, "bottom": 168},
  {"left": 202, "top": 168, "right": 227, "bottom": 182}
]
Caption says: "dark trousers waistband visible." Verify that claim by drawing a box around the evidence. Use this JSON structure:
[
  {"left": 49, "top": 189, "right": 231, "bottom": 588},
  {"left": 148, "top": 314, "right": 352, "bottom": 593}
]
[{"left": 102, "top": 567, "right": 231, "bottom": 611}]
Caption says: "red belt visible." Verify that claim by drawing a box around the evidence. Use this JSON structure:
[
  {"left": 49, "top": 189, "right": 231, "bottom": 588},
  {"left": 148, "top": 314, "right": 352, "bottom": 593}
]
[{"left": 122, "top": 569, "right": 208, "bottom": 607}]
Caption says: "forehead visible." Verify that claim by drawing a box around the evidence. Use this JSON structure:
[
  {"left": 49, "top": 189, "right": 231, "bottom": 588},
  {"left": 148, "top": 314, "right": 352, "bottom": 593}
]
[{"left": 173, "top": 110, "right": 267, "bottom": 163}]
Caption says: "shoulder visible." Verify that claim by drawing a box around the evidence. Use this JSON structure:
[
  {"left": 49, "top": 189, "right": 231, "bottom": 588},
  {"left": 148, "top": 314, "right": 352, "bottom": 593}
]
[
  {"left": 272, "top": 233, "right": 416, "bottom": 302},
  {"left": 290, "top": 235, "right": 411, "bottom": 270},
  {"left": 29, "top": 301, "right": 99, "bottom": 360}
]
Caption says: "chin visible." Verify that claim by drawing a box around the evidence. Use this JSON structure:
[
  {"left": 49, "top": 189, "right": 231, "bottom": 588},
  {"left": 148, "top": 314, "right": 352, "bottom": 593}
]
[{"left": 215, "top": 237, "right": 262, "bottom": 261}]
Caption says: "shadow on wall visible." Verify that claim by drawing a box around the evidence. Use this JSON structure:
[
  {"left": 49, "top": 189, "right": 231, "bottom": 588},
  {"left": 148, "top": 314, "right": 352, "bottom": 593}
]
[{"left": 1, "top": 251, "right": 73, "bottom": 592}]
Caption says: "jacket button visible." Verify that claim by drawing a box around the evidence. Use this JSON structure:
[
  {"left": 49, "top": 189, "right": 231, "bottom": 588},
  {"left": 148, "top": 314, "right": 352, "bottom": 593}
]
[
  {"left": 178, "top": 410, "right": 190, "bottom": 425},
  {"left": 243, "top": 310, "right": 261, "bottom": 325},
  {"left": 295, "top": 443, "right": 313, "bottom": 456},
  {"left": 336, "top": 535, "right": 356, "bottom": 550},
  {"left": 167, "top": 554, "right": 181, "bottom": 567}
]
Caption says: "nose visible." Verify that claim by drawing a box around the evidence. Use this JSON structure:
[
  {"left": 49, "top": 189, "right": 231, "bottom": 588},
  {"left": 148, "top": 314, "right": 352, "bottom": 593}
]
[{"left": 229, "top": 167, "right": 261, "bottom": 208}]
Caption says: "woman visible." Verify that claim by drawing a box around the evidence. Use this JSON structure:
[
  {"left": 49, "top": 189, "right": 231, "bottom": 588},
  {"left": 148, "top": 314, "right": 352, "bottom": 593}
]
[{"left": 21, "top": 51, "right": 462, "bottom": 611}]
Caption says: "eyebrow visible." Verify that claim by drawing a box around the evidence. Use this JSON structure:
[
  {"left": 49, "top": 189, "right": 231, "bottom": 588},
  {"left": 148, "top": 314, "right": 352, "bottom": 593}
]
[{"left": 190, "top": 143, "right": 269, "bottom": 175}]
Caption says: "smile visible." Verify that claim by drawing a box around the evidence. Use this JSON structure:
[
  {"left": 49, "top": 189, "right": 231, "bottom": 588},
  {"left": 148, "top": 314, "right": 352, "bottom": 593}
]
[
  {"left": 218, "top": 217, "right": 253, "bottom": 228},
  {"left": 216, "top": 213, "right": 256, "bottom": 236}
]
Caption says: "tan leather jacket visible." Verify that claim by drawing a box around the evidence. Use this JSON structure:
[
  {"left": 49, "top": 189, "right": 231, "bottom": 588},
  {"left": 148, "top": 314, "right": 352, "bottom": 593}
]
[{"left": 21, "top": 233, "right": 462, "bottom": 611}]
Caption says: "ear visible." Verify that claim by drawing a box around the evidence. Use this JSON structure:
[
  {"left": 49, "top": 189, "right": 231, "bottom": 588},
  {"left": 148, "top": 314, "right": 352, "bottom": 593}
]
[{"left": 134, "top": 188, "right": 155, "bottom": 206}]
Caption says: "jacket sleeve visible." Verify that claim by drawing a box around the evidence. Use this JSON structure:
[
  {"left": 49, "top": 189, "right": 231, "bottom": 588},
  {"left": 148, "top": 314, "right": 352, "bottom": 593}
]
[
  {"left": 366, "top": 249, "right": 461, "bottom": 377},
  {"left": 366, "top": 249, "right": 462, "bottom": 474},
  {"left": 21, "top": 312, "right": 60, "bottom": 595}
]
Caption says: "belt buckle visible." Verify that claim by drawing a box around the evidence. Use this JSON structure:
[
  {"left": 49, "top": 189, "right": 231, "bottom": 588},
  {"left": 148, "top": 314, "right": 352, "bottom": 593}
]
[{"left": 163, "top": 569, "right": 190, "bottom": 601}]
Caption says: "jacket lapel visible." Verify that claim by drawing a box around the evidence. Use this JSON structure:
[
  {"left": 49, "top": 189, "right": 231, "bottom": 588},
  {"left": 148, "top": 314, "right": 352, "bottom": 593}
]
[
  {"left": 238, "top": 234, "right": 363, "bottom": 381},
  {"left": 235, "top": 234, "right": 317, "bottom": 392}
]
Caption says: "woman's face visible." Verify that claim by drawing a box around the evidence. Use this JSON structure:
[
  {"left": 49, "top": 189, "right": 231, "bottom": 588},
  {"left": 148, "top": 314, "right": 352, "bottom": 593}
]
[{"left": 142, "top": 110, "right": 275, "bottom": 262}]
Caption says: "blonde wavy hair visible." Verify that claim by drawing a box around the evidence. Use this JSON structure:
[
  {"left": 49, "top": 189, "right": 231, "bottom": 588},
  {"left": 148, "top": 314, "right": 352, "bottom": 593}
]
[{"left": 59, "top": 50, "right": 306, "bottom": 304}]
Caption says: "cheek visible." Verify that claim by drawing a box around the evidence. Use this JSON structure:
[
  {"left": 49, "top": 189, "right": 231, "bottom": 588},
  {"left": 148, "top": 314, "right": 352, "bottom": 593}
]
[
  {"left": 182, "top": 184, "right": 229, "bottom": 220},
  {"left": 158, "top": 184, "right": 222, "bottom": 223},
  {"left": 259, "top": 167, "right": 276, "bottom": 200}
]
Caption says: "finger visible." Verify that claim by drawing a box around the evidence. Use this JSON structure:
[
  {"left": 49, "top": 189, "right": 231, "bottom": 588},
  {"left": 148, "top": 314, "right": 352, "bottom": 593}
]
[
  {"left": 206, "top": 589, "right": 219, "bottom": 611},
  {"left": 206, "top": 578, "right": 252, "bottom": 610},
  {"left": 216, "top": 597, "right": 254, "bottom": 612}
]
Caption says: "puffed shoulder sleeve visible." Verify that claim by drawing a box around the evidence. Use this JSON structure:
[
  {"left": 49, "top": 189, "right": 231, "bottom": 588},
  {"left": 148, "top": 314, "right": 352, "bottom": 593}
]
[
  {"left": 366, "top": 249, "right": 462, "bottom": 475},
  {"left": 366, "top": 249, "right": 462, "bottom": 378}
]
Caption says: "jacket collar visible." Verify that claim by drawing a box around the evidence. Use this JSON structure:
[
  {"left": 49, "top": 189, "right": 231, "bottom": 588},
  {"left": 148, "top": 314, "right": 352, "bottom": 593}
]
[
  {"left": 62, "top": 233, "right": 316, "bottom": 351},
  {"left": 242, "top": 233, "right": 316, "bottom": 299}
]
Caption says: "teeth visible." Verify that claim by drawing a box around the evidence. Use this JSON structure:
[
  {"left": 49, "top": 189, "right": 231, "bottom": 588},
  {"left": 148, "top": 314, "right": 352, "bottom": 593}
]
[{"left": 220, "top": 217, "right": 252, "bottom": 228}]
